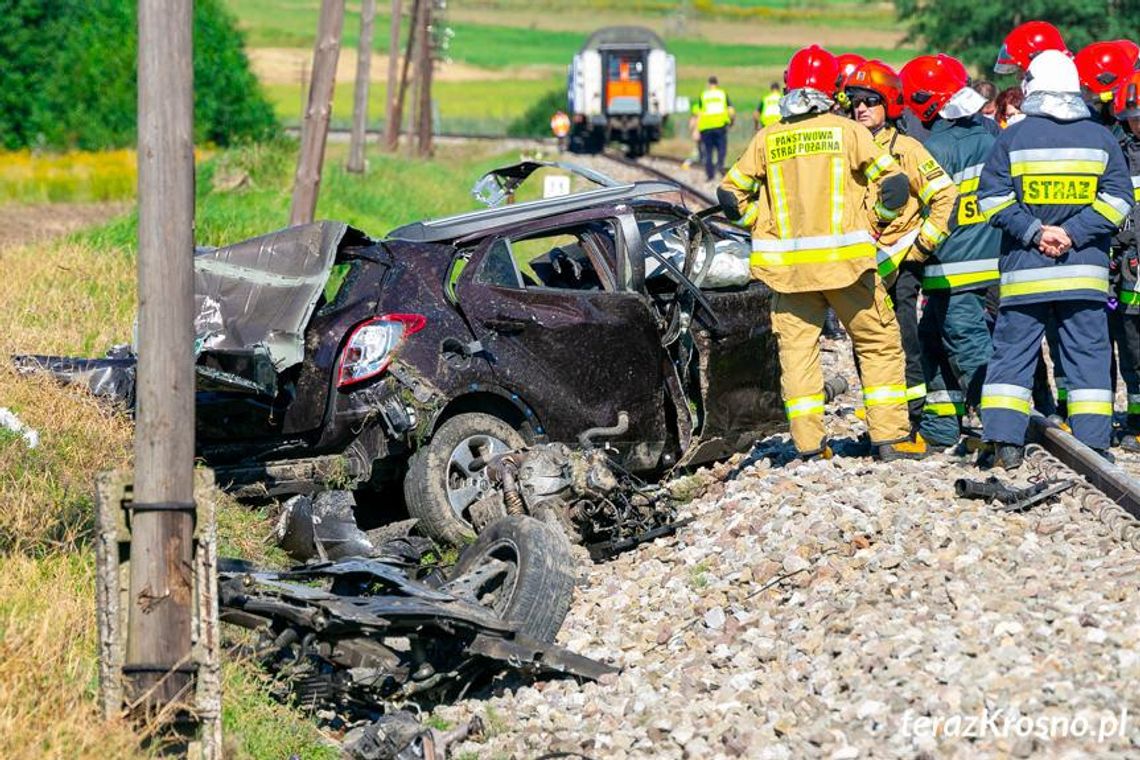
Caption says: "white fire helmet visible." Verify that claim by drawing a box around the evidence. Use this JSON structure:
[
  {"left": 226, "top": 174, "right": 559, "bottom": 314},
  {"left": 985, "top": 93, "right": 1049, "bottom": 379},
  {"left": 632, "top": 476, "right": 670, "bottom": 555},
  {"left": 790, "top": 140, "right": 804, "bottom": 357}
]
[{"left": 1022, "top": 49, "right": 1082, "bottom": 95}]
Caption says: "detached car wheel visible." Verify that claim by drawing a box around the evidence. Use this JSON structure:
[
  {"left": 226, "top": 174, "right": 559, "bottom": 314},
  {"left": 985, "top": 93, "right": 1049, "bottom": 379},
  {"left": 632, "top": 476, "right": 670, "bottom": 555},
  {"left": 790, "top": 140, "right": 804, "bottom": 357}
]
[
  {"left": 404, "top": 412, "right": 526, "bottom": 546},
  {"left": 442, "top": 514, "right": 574, "bottom": 643}
]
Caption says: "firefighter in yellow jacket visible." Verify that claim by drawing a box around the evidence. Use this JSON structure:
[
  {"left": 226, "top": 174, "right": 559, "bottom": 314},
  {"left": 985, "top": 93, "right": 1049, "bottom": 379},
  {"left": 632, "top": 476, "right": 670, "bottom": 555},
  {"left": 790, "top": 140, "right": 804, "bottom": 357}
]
[
  {"left": 844, "top": 60, "right": 957, "bottom": 430},
  {"left": 718, "top": 45, "right": 920, "bottom": 461}
]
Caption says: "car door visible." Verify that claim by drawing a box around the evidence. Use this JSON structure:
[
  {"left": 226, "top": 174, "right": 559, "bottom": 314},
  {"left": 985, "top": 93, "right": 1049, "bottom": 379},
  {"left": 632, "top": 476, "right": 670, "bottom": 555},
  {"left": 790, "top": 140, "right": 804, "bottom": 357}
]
[
  {"left": 635, "top": 211, "right": 785, "bottom": 466},
  {"left": 453, "top": 216, "right": 672, "bottom": 469}
]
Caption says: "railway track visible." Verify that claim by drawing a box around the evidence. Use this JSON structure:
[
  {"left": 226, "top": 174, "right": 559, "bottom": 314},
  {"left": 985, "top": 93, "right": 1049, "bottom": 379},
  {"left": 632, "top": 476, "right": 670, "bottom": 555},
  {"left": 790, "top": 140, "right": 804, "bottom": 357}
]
[{"left": 600, "top": 149, "right": 718, "bottom": 208}]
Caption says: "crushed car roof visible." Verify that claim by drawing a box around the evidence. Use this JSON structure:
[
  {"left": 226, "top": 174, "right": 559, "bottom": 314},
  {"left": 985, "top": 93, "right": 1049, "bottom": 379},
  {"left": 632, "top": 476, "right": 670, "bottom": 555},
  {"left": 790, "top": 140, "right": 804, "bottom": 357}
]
[{"left": 386, "top": 181, "right": 680, "bottom": 244}]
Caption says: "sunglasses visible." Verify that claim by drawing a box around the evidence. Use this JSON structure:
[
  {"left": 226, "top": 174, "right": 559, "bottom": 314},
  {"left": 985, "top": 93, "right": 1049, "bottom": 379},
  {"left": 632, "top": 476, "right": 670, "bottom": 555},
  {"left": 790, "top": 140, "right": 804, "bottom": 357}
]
[{"left": 848, "top": 92, "right": 883, "bottom": 109}]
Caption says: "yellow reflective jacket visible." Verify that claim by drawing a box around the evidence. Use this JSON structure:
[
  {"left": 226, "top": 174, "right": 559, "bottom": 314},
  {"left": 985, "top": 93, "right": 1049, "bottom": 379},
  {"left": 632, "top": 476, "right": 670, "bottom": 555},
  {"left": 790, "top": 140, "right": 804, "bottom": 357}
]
[
  {"left": 721, "top": 111, "right": 906, "bottom": 293},
  {"left": 696, "top": 87, "right": 732, "bottom": 131},
  {"left": 869, "top": 124, "right": 957, "bottom": 279}
]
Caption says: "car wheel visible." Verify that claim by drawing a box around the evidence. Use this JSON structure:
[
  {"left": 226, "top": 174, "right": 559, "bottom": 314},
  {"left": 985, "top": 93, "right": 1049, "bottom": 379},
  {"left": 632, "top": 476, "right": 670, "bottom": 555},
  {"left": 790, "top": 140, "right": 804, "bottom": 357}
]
[
  {"left": 404, "top": 412, "right": 526, "bottom": 547},
  {"left": 441, "top": 514, "right": 574, "bottom": 643}
]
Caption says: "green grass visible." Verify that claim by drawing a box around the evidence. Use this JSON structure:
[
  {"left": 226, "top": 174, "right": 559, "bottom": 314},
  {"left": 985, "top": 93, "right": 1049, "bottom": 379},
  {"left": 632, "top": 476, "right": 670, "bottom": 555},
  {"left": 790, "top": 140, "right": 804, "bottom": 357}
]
[
  {"left": 82, "top": 138, "right": 524, "bottom": 251},
  {"left": 263, "top": 76, "right": 565, "bottom": 133}
]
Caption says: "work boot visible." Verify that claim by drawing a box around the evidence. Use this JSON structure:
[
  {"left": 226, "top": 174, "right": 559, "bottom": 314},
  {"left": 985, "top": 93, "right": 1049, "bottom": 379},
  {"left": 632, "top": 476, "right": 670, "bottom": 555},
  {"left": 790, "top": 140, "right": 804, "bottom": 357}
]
[
  {"left": 1046, "top": 414, "right": 1072, "bottom": 434},
  {"left": 822, "top": 308, "right": 846, "bottom": 340},
  {"left": 1120, "top": 434, "right": 1140, "bottom": 453},
  {"left": 1094, "top": 448, "right": 1117, "bottom": 464},
  {"left": 876, "top": 434, "right": 929, "bottom": 462},
  {"left": 993, "top": 443, "right": 1024, "bottom": 470},
  {"left": 800, "top": 445, "right": 834, "bottom": 462}
]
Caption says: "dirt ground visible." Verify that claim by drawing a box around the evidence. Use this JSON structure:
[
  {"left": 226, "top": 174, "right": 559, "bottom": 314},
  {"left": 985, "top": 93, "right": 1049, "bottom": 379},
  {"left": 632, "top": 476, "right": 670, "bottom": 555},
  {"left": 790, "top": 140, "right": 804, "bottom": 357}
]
[
  {"left": 0, "top": 202, "right": 130, "bottom": 252},
  {"left": 247, "top": 47, "right": 559, "bottom": 85}
]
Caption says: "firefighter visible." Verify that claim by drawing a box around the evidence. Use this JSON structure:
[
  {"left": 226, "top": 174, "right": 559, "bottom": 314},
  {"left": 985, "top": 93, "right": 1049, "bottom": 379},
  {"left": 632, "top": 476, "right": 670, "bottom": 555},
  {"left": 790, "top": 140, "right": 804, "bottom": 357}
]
[
  {"left": 993, "top": 20, "right": 1069, "bottom": 77},
  {"left": 843, "top": 60, "right": 957, "bottom": 430},
  {"left": 755, "top": 82, "right": 782, "bottom": 131},
  {"left": 695, "top": 76, "right": 735, "bottom": 181},
  {"left": 899, "top": 54, "right": 1002, "bottom": 447},
  {"left": 1110, "top": 71, "right": 1140, "bottom": 450},
  {"left": 977, "top": 50, "right": 1134, "bottom": 468},
  {"left": 992, "top": 21, "right": 1074, "bottom": 419},
  {"left": 718, "top": 45, "right": 919, "bottom": 461},
  {"left": 1075, "top": 41, "right": 1135, "bottom": 132}
]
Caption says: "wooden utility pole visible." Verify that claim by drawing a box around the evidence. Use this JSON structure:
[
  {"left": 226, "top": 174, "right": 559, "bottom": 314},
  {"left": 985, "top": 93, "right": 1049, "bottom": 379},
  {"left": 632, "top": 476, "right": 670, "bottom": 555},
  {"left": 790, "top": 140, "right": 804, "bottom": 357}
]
[
  {"left": 347, "top": 0, "right": 376, "bottom": 173},
  {"left": 382, "top": 0, "right": 402, "bottom": 152},
  {"left": 414, "top": 0, "right": 433, "bottom": 157},
  {"left": 290, "top": 0, "right": 346, "bottom": 226},
  {"left": 394, "top": 0, "right": 419, "bottom": 153},
  {"left": 127, "top": 0, "right": 196, "bottom": 714}
]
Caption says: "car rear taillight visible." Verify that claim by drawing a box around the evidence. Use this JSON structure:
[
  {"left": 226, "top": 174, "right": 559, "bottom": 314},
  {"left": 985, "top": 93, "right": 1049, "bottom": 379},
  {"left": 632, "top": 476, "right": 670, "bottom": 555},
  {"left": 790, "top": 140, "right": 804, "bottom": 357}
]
[{"left": 337, "top": 313, "right": 427, "bottom": 388}]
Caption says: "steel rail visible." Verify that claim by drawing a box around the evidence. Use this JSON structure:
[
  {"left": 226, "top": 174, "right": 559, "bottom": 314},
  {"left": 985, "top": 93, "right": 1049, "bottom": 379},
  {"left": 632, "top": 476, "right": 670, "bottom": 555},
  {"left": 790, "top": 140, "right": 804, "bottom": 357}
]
[
  {"left": 600, "top": 150, "right": 717, "bottom": 208},
  {"left": 1027, "top": 413, "right": 1140, "bottom": 520}
]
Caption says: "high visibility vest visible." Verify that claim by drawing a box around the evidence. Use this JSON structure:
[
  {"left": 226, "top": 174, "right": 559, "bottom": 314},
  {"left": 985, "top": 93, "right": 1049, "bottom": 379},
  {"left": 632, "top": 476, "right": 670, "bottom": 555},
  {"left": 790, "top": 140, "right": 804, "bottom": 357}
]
[
  {"left": 760, "top": 91, "right": 781, "bottom": 127},
  {"left": 697, "top": 88, "right": 730, "bottom": 132}
]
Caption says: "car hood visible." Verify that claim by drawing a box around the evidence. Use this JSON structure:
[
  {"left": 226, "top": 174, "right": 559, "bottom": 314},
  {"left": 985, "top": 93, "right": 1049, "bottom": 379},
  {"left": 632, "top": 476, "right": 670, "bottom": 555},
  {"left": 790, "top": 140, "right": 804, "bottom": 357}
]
[{"left": 194, "top": 221, "right": 373, "bottom": 372}]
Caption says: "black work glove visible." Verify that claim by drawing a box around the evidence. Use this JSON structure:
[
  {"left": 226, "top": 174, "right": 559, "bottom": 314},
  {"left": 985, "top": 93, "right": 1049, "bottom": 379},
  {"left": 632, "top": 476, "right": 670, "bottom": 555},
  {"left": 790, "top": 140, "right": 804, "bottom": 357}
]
[
  {"left": 878, "top": 173, "right": 909, "bottom": 212},
  {"left": 717, "top": 187, "right": 741, "bottom": 221}
]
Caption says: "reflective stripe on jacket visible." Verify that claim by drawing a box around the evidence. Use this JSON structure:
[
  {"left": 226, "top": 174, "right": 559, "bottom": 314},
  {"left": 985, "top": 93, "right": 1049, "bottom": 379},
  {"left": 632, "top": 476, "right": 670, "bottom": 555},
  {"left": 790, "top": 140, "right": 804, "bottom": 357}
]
[
  {"left": 977, "top": 114, "right": 1134, "bottom": 306},
  {"left": 720, "top": 111, "right": 905, "bottom": 293},
  {"left": 921, "top": 115, "right": 1003, "bottom": 292},
  {"left": 869, "top": 124, "right": 956, "bottom": 279},
  {"left": 697, "top": 87, "right": 731, "bottom": 131},
  {"left": 1112, "top": 132, "right": 1140, "bottom": 313}
]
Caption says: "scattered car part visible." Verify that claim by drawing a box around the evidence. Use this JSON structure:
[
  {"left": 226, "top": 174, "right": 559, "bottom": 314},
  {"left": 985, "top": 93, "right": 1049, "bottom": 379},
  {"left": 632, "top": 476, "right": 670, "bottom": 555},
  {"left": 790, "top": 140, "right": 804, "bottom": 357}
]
[
  {"left": 0, "top": 407, "right": 39, "bottom": 448},
  {"left": 275, "top": 490, "right": 432, "bottom": 563},
  {"left": 221, "top": 516, "right": 609, "bottom": 724},
  {"left": 954, "top": 476, "right": 1075, "bottom": 512},
  {"left": 342, "top": 711, "right": 484, "bottom": 760},
  {"left": 467, "top": 440, "right": 688, "bottom": 560}
]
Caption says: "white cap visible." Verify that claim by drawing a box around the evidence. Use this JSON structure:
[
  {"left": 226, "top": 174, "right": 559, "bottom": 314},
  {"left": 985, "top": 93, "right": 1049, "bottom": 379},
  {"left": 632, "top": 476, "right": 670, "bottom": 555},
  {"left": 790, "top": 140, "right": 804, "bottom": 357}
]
[{"left": 1023, "top": 49, "right": 1081, "bottom": 95}]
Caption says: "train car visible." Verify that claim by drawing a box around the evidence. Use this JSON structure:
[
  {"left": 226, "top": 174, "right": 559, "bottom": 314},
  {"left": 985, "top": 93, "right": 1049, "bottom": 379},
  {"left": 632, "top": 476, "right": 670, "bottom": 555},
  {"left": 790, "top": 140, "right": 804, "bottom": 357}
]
[{"left": 567, "top": 26, "right": 676, "bottom": 156}]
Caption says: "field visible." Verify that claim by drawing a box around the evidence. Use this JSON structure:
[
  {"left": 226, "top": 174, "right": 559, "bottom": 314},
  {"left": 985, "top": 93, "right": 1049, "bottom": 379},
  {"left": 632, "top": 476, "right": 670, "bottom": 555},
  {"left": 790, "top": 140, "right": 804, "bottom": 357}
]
[{"left": 226, "top": 0, "right": 916, "bottom": 134}]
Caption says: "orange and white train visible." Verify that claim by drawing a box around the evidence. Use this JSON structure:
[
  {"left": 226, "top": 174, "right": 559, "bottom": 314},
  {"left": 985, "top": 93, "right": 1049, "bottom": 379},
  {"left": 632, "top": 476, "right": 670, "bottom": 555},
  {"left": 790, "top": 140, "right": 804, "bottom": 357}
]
[{"left": 567, "top": 27, "right": 676, "bottom": 156}]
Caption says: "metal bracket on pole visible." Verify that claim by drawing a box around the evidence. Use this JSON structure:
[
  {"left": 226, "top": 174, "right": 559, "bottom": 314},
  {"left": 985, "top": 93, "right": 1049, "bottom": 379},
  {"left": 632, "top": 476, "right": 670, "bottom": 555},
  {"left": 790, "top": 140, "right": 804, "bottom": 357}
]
[{"left": 95, "top": 468, "right": 222, "bottom": 759}]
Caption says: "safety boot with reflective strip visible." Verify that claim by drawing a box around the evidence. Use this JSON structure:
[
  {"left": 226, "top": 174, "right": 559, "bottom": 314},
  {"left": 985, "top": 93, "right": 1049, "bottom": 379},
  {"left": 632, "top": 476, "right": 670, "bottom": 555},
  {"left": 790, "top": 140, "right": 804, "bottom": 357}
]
[{"left": 876, "top": 432, "right": 930, "bottom": 461}]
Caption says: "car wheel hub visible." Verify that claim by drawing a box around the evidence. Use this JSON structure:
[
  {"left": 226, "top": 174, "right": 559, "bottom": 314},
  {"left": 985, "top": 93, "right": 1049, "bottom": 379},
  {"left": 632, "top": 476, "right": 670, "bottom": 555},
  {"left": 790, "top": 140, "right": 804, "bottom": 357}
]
[{"left": 446, "top": 434, "right": 514, "bottom": 521}]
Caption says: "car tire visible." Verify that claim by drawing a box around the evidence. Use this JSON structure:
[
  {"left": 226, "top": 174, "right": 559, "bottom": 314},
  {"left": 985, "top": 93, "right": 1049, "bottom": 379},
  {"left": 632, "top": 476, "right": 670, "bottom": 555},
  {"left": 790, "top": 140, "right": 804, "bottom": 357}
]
[
  {"left": 443, "top": 514, "right": 574, "bottom": 643},
  {"left": 404, "top": 412, "right": 526, "bottom": 547}
]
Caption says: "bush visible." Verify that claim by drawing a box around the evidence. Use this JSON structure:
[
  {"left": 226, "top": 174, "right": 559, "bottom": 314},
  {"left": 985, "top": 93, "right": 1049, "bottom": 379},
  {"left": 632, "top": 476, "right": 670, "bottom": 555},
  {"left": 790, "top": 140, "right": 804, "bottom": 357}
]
[
  {"left": 0, "top": 0, "right": 278, "bottom": 151},
  {"left": 506, "top": 89, "right": 570, "bottom": 138}
]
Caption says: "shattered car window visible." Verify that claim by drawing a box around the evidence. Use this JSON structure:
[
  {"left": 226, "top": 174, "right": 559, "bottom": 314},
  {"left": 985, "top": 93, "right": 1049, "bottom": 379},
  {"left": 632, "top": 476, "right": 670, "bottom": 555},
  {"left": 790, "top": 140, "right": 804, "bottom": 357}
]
[
  {"left": 510, "top": 222, "right": 615, "bottom": 291},
  {"left": 322, "top": 262, "right": 353, "bottom": 304},
  {"left": 476, "top": 239, "right": 524, "bottom": 289}
]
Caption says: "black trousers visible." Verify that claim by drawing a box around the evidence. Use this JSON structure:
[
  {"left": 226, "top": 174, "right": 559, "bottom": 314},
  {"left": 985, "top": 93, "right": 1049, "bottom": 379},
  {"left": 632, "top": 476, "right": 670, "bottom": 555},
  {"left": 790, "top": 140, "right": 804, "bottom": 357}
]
[
  {"left": 700, "top": 127, "right": 727, "bottom": 180},
  {"left": 888, "top": 262, "right": 925, "bottom": 426},
  {"left": 1110, "top": 308, "right": 1140, "bottom": 431}
]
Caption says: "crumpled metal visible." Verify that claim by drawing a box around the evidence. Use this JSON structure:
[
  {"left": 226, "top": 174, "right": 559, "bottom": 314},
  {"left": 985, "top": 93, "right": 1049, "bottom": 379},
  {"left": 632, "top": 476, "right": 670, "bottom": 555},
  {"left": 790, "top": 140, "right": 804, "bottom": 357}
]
[
  {"left": 779, "top": 88, "right": 834, "bottom": 118},
  {"left": 1019, "top": 91, "right": 1090, "bottom": 122}
]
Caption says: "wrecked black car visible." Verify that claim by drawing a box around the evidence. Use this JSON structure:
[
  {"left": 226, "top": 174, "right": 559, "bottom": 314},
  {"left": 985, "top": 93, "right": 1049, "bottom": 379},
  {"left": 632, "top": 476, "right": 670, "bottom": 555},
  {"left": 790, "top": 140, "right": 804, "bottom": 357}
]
[{"left": 17, "top": 162, "right": 786, "bottom": 546}]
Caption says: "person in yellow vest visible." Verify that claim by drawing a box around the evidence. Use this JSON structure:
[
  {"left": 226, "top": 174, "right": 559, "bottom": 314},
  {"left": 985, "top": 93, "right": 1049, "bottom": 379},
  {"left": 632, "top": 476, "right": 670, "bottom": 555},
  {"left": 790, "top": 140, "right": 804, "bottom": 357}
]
[
  {"left": 718, "top": 46, "right": 922, "bottom": 461},
  {"left": 755, "top": 82, "right": 782, "bottom": 131},
  {"left": 695, "top": 76, "right": 734, "bottom": 180}
]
